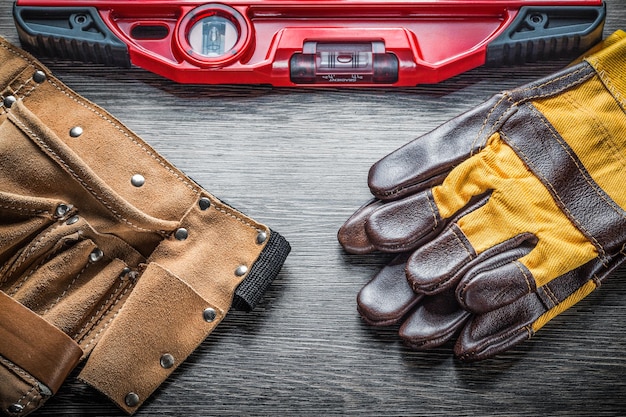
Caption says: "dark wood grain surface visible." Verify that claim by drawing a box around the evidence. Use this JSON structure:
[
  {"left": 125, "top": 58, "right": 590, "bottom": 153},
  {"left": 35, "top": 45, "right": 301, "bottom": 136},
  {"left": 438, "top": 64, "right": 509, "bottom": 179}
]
[{"left": 2, "top": 2, "right": 626, "bottom": 416}]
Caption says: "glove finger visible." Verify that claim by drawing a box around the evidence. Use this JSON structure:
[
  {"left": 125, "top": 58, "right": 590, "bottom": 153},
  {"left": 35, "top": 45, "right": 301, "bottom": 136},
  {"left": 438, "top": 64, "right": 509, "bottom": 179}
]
[
  {"left": 364, "top": 189, "right": 444, "bottom": 252},
  {"left": 368, "top": 94, "right": 512, "bottom": 201},
  {"left": 343, "top": 135, "right": 502, "bottom": 254},
  {"left": 454, "top": 295, "right": 535, "bottom": 362},
  {"left": 357, "top": 254, "right": 422, "bottom": 326},
  {"left": 455, "top": 255, "right": 626, "bottom": 362},
  {"left": 338, "top": 198, "right": 382, "bottom": 254},
  {"left": 407, "top": 227, "right": 536, "bottom": 295},
  {"left": 457, "top": 261, "right": 537, "bottom": 315},
  {"left": 456, "top": 239, "right": 539, "bottom": 314},
  {"left": 399, "top": 288, "right": 470, "bottom": 350},
  {"left": 360, "top": 188, "right": 493, "bottom": 254}
]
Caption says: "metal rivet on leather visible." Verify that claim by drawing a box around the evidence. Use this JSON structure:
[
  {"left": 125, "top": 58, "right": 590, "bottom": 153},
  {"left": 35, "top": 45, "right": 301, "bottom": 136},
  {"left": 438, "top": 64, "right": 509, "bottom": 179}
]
[
  {"left": 120, "top": 267, "right": 131, "bottom": 279},
  {"left": 199, "top": 197, "right": 211, "bottom": 210},
  {"left": 160, "top": 353, "right": 175, "bottom": 369},
  {"left": 69, "top": 126, "right": 83, "bottom": 137},
  {"left": 235, "top": 265, "right": 248, "bottom": 277},
  {"left": 54, "top": 204, "right": 71, "bottom": 218},
  {"left": 66, "top": 215, "right": 80, "bottom": 225},
  {"left": 174, "top": 228, "right": 188, "bottom": 241},
  {"left": 130, "top": 174, "right": 145, "bottom": 187},
  {"left": 37, "top": 382, "right": 52, "bottom": 397},
  {"left": 33, "top": 70, "right": 47, "bottom": 83},
  {"left": 203, "top": 307, "right": 217, "bottom": 322},
  {"left": 256, "top": 231, "right": 267, "bottom": 244},
  {"left": 89, "top": 248, "right": 104, "bottom": 263},
  {"left": 7, "top": 404, "right": 24, "bottom": 414},
  {"left": 125, "top": 392, "right": 140, "bottom": 407},
  {"left": 3, "top": 95, "right": 16, "bottom": 108}
]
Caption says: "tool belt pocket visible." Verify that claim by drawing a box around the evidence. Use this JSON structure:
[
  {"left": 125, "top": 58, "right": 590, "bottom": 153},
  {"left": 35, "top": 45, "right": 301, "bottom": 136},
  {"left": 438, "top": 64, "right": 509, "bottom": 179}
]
[
  {"left": 1, "top": 209, "right": 141, "bottom": 331},
  {"left": 0, "top": 54, "right": 161, "bottom": 416},
  {"left": 0, "top": 205, "right": 144, "bottom": 416},
  {"left": 0, "top": 98, "right": 148, "bottom": 346},
  {"left": 0, "top": 195, "right": 147, "bottom": 414}
]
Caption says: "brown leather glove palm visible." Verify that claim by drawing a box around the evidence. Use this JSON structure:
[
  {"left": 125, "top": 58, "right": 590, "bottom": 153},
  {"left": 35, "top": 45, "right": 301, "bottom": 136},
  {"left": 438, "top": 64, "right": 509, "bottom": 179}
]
[
  {"left": 0, "top": 37, "right": 290, "bottom": 416},
  {"left": 339, "top": 31, "right": 626, "bottom": 361}
]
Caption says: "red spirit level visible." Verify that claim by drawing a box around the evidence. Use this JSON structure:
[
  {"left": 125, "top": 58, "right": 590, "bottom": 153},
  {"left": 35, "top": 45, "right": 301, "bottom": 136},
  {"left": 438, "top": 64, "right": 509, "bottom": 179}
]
[{"left": 13, "top": 0, "right": 606, "bottom": 86}]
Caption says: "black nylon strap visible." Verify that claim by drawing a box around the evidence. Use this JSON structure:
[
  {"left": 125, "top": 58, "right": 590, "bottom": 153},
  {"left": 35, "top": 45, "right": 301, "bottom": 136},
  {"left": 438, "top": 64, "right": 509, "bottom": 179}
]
[
  {"left": 501, "top": 101, "right": 626, "bottom": 260},
  {"left": 233, "top": 228, "right": 291, "bottom": 311}
]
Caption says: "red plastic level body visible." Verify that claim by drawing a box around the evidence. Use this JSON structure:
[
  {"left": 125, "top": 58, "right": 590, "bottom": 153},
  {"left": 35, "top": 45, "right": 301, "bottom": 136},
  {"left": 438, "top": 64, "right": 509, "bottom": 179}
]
[{"left": 14, "top": 0, "right": 606, "bottom": 86}]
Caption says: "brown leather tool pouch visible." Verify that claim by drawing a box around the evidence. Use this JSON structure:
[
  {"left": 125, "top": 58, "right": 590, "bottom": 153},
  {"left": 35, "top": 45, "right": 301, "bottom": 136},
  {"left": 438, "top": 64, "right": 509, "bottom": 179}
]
[{"left": 0, "top": 37, "right": 289, "bottom": 416}]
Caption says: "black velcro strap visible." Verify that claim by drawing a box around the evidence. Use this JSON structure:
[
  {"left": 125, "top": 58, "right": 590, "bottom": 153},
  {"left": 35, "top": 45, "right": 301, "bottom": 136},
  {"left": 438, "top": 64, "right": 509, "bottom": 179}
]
[{"left": 233, "top": 229, "right": 291, "bottom": 311}]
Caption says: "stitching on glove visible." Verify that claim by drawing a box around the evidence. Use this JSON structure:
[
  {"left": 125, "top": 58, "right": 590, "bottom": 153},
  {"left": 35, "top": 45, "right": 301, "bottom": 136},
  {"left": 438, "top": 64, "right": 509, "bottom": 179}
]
[
  {"left": 522, "top": 66, "right": 592, "bottom": 100},
  {"left": 592, "top": 274, "right": 602, "bottom": 288},
  {"left": 425, "top": 190, "right": 439, "bottom": 230},
  {"left": 459, "top": 324, "right": 532, "bottom": 360},
  {"left": 471, "top": 95, "right": 509, "bottom": 155},
  {"left": 449, "top": 224, "right": 475, "bottom": 264},
  {"left": 512, "top": 260, "right": 533, "bottom": 295},
  {"left": 450, "top": 224, "right": 474, "bottom": 258},
  {"left": 524, "top": 324, "right": 534, "bottom": 338},
  {"left": 561, "top": 90, "right": 626, "bottom": 174},
  {"left": 470, "top": 66, "right": 595, "bottom": 158},
  {"left": 500, "top": 125, "right": 609, "bottom": 263},
  {"left": 588, "top": 56, "right": 626, "bottom": 112},
  {"left": 542, "top": 284, "right": 559, "bottom": 307},
  {"left": 528, "top": 101, "right": 626, "bottom": 222},
  {"left": 515, "top": 66, "right": 595, "bottom": 104}
]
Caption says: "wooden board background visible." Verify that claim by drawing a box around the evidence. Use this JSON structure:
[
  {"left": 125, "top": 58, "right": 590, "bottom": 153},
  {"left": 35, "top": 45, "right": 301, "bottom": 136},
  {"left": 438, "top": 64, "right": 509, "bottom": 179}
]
[{"left": 1, "top": 2, "right": 625, "bottom": 415}]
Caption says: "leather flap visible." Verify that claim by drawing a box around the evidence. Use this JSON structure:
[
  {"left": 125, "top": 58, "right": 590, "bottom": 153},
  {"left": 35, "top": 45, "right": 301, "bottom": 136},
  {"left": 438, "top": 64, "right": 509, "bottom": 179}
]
[
  {"left": 78, "top": 262, "right": 223, "bottom": 414},
  {"left": 0, "top": 290, "right": 82, "bottom": 394}
]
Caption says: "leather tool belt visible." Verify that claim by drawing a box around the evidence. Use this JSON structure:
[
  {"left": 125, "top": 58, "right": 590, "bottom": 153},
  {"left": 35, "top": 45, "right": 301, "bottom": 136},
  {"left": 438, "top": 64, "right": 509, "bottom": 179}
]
[{"left": 0, "top": 37, "right": 290, "bottom": 416}]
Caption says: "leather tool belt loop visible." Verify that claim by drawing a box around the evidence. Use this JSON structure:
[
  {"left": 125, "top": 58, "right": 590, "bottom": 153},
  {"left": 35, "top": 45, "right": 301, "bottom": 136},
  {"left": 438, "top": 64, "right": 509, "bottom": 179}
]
[
  {"left": 0, "top": 37, "right": 290, "bottom": 416},
  {"left": 0, "top": 291, "right": 82, "bottom": 395}
]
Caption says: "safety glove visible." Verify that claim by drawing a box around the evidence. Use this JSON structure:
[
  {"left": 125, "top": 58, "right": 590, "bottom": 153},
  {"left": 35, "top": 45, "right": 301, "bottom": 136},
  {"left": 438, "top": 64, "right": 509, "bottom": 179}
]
[
  {"left": 338, "top": 31, "right": 626, "bottom": 360},
  {"left": 0, "top": 37, "right": 290, "bottom": 416}
]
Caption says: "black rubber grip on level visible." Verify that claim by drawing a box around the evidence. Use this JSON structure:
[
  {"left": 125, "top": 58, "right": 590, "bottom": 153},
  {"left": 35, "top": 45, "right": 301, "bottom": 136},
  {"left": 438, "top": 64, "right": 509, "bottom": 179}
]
[
  {"left": 486, "top": 4, "right": 606, "bottom": 66},
  {"left": 13, "top": 5, "right": 130, "bottom": 67}
]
